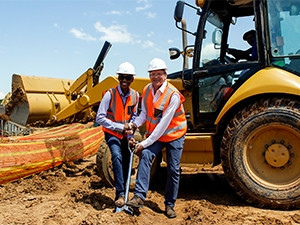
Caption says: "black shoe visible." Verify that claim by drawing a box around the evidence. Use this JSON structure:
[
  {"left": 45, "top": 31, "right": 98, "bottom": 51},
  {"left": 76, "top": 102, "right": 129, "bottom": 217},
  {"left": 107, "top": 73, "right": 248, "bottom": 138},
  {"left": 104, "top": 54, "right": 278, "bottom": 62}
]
[
  {"left": 165, "top": 205, "right": 176, "bottom": 218},
  {"left": 126, "top": 195, "right": 144, "bottom": 208}
]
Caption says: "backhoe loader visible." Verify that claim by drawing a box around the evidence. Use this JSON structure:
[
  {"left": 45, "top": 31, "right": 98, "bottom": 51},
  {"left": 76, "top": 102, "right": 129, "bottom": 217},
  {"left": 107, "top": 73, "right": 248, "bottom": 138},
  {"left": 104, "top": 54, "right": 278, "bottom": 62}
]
[
  {"left": 97, "top": 0, "right": 300, "bottom": 210},
  {"left": 1, "top": 0, "right": 299, "bottom": 210}
]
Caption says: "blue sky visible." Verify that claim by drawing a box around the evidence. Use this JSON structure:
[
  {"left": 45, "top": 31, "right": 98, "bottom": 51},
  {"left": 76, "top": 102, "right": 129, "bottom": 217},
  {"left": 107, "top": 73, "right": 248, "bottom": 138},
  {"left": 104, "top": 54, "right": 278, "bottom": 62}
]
[{"left": 0, "top": 0, "right": 252, "bottom": 99}]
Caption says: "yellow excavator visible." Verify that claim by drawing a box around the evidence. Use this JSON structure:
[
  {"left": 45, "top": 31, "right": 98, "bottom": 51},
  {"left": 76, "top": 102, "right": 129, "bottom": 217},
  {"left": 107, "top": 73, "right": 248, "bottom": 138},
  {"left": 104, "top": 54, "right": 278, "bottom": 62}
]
[{"left": 1, "top": 0, "right": 300, "bottom": 210}]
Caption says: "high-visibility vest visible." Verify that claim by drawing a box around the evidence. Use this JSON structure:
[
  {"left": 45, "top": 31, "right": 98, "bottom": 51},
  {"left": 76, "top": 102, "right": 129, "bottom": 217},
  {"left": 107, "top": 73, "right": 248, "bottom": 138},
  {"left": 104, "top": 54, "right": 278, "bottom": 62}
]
[
  {"left": 103, "top": 87, "right": 139, "bottom": 139},
  {"left": 143, "top": 83, "right": 187, "bottom": 142}
]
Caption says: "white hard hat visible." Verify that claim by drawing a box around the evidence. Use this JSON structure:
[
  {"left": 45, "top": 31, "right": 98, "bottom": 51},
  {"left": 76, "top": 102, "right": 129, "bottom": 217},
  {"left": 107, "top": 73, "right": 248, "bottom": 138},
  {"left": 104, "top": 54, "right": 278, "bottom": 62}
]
[
  {"left": 148, "top": 58, "right": 168, "bottom": 72},
  {"left": 116, "top": 62, "right": 136, "bottom": 75}
]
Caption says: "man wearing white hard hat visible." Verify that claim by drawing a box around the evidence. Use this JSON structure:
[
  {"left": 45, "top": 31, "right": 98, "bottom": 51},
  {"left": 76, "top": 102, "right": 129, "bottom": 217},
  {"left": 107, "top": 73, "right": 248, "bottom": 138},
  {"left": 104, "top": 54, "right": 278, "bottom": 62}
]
[
  {"left": 96, "top": 62, "right": 139, "bottom": 208},
  {"left": 126, "top": 58, "right": 187, "bottom": 218}
]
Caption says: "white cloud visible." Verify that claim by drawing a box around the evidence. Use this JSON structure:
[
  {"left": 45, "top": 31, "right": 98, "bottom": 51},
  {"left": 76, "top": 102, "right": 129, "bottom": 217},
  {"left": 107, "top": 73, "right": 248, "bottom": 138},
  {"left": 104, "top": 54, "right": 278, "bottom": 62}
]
[
  {"left": 201, "top": 43, "right": 219, "bottom": 63},
  {"left": 105, "top": 10, "right": 122, "bottom": 15},
  {"left": 140, "top": 40, "right": 165, "bottom": 53},
  {"left": 146, "top": 12, "right": 156, "bottom": 19},
  {"left": 54, "top": 23, "right": 64, "bottom": 30},
  {"left": 105, "top": 10, "right": 131, "bottom": 16},
  {"left": 142, "top": 40, "right": 154, "bottom": 48},
  {"left": 136, "top": 4, "right": 151, "bottom": 12},
  {"left": 136, "top": 0, "right": 151, "bottom": 12},
  {"left": 70, "top": 28, "right": 97, "bottom": 41},
  {"left": 147, "top": 31, "right": 154, "bottom": 37},
  {"left": 137, "top": 0, "right": 150, "bottom": 4},
  {"left": 0, "top": 92, "right": 5, "bottom": 99},
  {"left": 94, "top": 22, "right": 133, "bottom": 43}
]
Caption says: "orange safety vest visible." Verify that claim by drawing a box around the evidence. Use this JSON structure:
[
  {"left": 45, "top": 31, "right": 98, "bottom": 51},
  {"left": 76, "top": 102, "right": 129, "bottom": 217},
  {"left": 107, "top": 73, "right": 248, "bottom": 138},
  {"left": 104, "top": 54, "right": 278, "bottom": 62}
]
[
  {"left": 103, "top": 87, "right": 139, "bottom": 139},
  {"left": 143, "top": 83, "right": 187, "bottom": 142}
]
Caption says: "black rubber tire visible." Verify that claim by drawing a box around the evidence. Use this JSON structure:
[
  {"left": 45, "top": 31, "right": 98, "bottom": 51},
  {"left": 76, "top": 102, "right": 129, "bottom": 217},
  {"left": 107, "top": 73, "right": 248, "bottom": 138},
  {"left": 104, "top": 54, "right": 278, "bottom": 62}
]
[
  {"left": 96, "top": 129, "right": 165, "bottom": 189},
  {"left": 95, "top": 129, "right": 144, "bottom": 188},
  {"left": 96, "top": 140, "right": 114, "bottom": 187},
  {"left": 221, "top": 98, "right": 300, "bottom": 209}
]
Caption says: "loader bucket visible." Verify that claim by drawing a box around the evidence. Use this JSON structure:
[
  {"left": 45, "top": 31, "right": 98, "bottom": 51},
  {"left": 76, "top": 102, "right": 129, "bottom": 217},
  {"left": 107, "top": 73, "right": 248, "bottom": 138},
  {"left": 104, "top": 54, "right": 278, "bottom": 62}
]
[{"left": 7, "top": 74, "right": 74, "bottom": 126}]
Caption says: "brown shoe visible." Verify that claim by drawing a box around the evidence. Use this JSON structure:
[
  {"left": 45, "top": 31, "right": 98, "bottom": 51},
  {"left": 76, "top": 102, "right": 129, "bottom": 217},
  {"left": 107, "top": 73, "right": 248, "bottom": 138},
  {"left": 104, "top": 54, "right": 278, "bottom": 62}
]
[
  {"left": 115, "top": 196, "right": 125, "bottom": 207},
  {"left": 126, "top": 195, "right": 144, "bottom": 208},
  {"left": 165, "top": 205, "right": 176, "bottom": 218}
]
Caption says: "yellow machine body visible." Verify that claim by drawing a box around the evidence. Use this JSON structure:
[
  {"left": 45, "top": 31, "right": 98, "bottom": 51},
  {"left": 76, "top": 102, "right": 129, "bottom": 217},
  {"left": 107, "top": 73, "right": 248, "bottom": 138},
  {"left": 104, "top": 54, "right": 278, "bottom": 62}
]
[
  {"left": 8, "top": 74, "right": 74, "bottom": 125},
  {"left": 216, "top": 68, "right": 300, "bottom": 124}
]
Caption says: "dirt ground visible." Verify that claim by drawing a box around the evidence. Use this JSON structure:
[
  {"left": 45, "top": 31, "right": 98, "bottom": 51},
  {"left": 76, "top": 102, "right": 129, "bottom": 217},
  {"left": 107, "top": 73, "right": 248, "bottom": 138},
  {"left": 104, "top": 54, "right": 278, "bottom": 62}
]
[{"left": 0, "top": 154, "right": 299, "bottom": 225}]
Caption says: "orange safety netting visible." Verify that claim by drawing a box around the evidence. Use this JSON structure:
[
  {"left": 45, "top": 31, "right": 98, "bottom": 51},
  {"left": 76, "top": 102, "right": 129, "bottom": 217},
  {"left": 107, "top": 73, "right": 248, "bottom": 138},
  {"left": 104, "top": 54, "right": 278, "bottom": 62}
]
[{"left": 0, "top": 123, "right": 104, "bottom": 184}]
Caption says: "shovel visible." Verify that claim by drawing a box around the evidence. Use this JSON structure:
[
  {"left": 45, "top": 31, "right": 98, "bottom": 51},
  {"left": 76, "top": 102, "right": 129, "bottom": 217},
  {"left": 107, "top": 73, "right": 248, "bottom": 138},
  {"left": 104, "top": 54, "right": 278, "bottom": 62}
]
[{"left": 115, "top": 143, "right": 135, "bottom": 215}]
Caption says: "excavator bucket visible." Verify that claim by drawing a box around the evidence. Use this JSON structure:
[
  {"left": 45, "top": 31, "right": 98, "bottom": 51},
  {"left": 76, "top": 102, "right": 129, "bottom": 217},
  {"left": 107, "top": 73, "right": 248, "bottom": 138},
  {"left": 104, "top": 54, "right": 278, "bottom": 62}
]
[
  {"left": 4, "top": 41, "right": 113, "bottom": 127},
  {"left": 6, "top": 74, "right": 74, "bottom": 126}
]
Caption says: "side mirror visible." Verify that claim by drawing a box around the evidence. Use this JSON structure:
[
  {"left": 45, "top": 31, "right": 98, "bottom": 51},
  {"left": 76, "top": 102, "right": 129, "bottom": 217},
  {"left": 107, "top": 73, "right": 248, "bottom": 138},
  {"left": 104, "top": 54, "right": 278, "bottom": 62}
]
[
  {"left": 174, "top": 1, "right": 185, "bottom": 22},
  {"left": 212, "top": 28, "right": 222, "bottom": 49},
  {"left": 169, "top": 48, "right": 181, "bottom": 60}
]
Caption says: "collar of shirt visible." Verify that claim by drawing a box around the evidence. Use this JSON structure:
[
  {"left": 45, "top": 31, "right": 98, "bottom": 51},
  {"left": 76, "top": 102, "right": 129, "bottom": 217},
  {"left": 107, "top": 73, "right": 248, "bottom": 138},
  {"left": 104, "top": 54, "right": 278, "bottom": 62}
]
[
  {"left": 117, "top": 85, "right": 130, "bottom": 104},
  {"left": 151, "top": 80, "right": 168, "bottom": 103}
]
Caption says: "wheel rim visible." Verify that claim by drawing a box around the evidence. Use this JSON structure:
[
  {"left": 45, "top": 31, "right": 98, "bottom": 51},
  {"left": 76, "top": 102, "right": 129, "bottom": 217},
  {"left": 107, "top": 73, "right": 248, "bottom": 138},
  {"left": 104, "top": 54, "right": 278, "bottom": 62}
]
[{"left": 243, "top": 123, "right": 300, "bottom": 189}]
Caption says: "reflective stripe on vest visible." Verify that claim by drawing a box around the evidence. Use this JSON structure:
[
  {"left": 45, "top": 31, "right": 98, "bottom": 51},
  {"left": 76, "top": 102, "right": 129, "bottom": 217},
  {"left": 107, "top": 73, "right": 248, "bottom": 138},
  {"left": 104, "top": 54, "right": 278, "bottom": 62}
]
[
  {"left": 143, "top": 83, "right": 187, "bottom": 142},
  {"left": 103, "top": 87, "right": 138, "bottom": 139}
]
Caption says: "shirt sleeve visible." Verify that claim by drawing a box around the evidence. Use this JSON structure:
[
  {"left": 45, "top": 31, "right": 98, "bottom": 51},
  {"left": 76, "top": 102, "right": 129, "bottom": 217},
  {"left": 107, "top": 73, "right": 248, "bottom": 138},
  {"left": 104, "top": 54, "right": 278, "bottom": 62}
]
[
  {"left": 95, "top": 91, "right": 124, "bottom": 132},
  {"left": 140, "top": 92, "right": 181, "bottom": 148}
]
